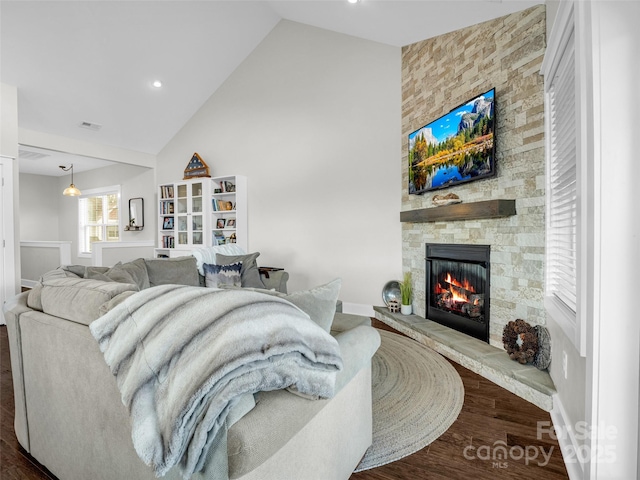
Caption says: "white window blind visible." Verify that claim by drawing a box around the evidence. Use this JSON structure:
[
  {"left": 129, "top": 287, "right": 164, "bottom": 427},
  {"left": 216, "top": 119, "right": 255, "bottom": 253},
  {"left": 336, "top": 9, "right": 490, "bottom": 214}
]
[{"left": 547, "top": 29, "right": 577, "bottom": 314}]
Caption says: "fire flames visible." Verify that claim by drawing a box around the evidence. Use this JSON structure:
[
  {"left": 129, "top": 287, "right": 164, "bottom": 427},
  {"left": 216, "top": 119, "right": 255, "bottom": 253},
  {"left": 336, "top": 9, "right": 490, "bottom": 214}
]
[{"left": 436, "top": 273, "right": 477, "bottom": 304}]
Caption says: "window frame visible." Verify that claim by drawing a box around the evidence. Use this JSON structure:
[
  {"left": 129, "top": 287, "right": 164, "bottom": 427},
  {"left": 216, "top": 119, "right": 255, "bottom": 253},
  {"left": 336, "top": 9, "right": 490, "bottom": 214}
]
[{"left": 77, "top": 185, "right": 121, "bottom": 258}]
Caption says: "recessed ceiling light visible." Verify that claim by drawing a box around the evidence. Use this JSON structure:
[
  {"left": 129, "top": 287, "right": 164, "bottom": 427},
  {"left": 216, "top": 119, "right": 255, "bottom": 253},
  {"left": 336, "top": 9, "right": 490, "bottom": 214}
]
[
  {"left": 348, "top": 0, "right": 359, "bottom": 3},
  {"left": 152, "top": 80, "right": 162, "bottom": 88}
]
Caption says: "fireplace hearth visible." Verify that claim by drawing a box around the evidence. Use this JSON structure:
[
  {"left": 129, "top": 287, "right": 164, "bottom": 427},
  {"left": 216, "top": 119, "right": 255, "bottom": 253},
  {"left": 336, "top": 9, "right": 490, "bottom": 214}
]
[{"left": 426, "top": 244, "right": 490, "bottom": 343}]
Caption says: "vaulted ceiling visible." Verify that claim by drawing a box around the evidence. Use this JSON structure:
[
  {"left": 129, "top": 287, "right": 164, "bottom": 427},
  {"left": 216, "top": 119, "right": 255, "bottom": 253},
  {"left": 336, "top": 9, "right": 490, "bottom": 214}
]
[{"left": 1, "top": 0, "right": 542, "bottom": 175}]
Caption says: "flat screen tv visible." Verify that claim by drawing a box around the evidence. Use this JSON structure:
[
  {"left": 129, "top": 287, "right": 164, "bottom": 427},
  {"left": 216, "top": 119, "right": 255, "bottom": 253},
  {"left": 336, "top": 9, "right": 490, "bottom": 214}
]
[{"left": 408, "top": 88, "right": 496, "bottom": 195}]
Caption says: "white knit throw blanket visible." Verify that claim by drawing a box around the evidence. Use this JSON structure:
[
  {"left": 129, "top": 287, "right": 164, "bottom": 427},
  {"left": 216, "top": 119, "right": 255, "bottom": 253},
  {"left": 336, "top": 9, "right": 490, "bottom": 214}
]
[{"left": 90, "top": 285, "right": 342, "bottom": 479}]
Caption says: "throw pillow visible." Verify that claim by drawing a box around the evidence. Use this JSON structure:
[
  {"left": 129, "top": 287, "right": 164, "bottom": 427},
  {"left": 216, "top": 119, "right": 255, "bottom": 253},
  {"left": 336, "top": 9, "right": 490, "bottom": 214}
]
[
  {"left": 62, "top": 264, "right": 88, "bottom": 278},
  {"left": 282, "top": 279, "right": 341, "bottom": 332},
  {"left": 204, "top": 262, "right": 242, "bottom": 288},
  {"left": 216, "top": 252, "right": 266, "bottom": 289},
  {"left": 144, "top": 256, "right": 200, "bottom": 287},
  {"left": 222, "top": 278, "right": 342, "bottom": 332},
  {"left": 118, "top": 258, "right": 150, "bottom": 290},
  {"left": 84, "top": 266, "right": 111, "bottom": 280},
  {"left": 192, "top": 244, "right": 247, "bottom": 276},
  {"left": 85, "top": 262, "right": 139, "bottom": 289}
]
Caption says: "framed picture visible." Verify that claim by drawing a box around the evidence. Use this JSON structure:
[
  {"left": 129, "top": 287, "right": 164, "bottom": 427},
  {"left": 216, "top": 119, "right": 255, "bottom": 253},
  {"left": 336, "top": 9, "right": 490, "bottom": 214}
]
[
  {"left": 163, "top": 217, "right": 174, "bottom": 230},
  {"left": 216, "top": 218, "right": 226, "bottom": 229},
  {"left": 226, "top": 218, "right": 236, "bottom": 228}
]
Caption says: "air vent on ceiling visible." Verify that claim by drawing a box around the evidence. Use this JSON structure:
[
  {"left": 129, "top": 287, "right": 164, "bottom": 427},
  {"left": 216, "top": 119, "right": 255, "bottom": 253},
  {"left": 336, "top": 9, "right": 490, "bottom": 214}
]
[
  {"left": 79, "top": 121, "right": 102, "bottom": 131},
  {"left": 18, "top": 149, "right": 50, "bottom": 160}
]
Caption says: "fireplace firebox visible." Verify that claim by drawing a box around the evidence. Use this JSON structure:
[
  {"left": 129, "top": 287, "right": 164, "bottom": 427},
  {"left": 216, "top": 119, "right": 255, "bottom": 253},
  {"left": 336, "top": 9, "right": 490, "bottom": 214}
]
[{"left": 425, "top": 244, "right": 490, "bottom": 343}]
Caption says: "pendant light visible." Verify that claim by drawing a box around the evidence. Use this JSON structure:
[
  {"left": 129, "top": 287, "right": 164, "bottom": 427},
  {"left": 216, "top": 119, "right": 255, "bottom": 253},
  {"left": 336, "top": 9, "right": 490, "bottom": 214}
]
[{"left": 59, "top": 164, "right": 81, "bottom": 196}]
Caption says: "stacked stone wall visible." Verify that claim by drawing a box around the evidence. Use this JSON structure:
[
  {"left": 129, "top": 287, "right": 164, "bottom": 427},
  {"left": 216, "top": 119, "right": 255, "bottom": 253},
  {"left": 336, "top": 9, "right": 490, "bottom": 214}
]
[{"left": 401, "top": 5, "right": 547, "bottom": 346}]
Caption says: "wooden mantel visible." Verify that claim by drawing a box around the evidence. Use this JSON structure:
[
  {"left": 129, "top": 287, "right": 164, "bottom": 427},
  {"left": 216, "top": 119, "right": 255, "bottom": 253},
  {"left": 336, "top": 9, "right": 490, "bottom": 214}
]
[{"left": 400, "top": 199, "right": 516, "bottom": 223}]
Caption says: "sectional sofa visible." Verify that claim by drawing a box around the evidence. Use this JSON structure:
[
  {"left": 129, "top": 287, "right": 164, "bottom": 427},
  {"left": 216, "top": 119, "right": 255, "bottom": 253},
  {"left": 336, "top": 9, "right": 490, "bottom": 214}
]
[{"left": 3, "top": 254, "right": 380, "bottom": 480}]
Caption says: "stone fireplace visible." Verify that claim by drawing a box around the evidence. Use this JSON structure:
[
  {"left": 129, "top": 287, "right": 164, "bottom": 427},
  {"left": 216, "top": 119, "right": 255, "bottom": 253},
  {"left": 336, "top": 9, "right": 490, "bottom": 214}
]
[
  {"left": 426, "top": 243, "right": 490, "bottom": 343},
  {"left": 383, "top": 5, "right": 553, "bottom": 410}
]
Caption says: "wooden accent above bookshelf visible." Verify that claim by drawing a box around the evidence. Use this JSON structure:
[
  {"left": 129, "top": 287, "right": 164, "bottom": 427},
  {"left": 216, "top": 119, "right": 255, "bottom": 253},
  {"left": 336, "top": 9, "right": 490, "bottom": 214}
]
[{"left": 400, "top": 199, "right": 516, "bottom": 223}]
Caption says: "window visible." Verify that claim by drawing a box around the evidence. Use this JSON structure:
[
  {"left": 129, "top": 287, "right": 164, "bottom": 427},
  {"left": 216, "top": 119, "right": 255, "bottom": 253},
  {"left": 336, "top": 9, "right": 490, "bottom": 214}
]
[
  {"left": 542, "top": 0, "right": 587, "bottom": 355},
  {"left": 78, "top": 186, "right": 120, "bottom": 256}
]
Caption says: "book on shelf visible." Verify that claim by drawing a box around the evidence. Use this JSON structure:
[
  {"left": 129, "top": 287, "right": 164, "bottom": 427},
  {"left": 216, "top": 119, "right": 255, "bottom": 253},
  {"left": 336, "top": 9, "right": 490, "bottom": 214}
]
[
  {"left": 160, "top": 201, "right": 175, "bottom": 215},
  {"left": 160, "top": 185, "right": 174, "bottom": 199},
  {"left": 161, "top": 235, "right": 175, "bottom": 248}
]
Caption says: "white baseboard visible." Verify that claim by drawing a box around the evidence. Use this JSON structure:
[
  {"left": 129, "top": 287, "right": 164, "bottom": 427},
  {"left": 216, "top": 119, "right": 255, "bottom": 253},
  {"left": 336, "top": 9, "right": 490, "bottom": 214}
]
[
  {"left": 340, "top": 302, "right": 374, "bottom": 317},
  {"left": 550, "top": 394, "right": 585, "bottom": 480}
]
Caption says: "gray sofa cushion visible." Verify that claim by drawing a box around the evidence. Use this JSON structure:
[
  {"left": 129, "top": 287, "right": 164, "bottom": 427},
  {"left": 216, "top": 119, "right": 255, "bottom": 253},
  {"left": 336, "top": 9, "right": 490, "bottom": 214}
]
[
  {"left": 216, "top": 252, "right": 266, "bottom": 289},
  {"left": 39, "top": 277, "right": 138, "bottom": 325},
  {"left": 27, "top": 267, "right": 81, "bottom": 311},
  {"left": 144, "top": 256, "right": 199, "bottom": 287}
]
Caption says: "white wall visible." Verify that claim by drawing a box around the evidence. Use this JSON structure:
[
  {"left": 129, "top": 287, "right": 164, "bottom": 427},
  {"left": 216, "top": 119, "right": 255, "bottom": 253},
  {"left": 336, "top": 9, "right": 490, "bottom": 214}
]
[
  {"left": 157, "top": 20, "right": 402, "bottom": 312},
  {"left": 1, "top": 83, "right": 19, "bottom": 159},
  {"left": 19, "top": 173, "right": 60, "bottom": 240}
]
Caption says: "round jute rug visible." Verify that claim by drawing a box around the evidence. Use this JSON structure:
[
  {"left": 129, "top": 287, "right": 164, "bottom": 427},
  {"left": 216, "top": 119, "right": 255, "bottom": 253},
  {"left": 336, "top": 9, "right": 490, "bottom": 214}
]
[{"left": 354, "top": 329, "right": 465, "bottom": 472}]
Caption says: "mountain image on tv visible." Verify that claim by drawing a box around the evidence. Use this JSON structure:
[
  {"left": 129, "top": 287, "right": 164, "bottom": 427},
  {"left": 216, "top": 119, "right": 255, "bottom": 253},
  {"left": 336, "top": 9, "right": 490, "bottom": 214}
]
[{"left": 409, "top": 88, "right": 495, "bottom": 194}]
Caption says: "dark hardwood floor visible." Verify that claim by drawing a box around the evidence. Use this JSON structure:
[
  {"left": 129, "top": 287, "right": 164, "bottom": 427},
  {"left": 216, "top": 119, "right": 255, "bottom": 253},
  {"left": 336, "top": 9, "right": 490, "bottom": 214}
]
[{"left": 0, "top": 322, "right": 568, "bottom": 479}]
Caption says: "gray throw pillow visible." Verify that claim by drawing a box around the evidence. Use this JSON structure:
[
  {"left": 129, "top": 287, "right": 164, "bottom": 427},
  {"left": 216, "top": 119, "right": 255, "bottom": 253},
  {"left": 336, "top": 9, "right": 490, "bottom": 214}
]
[
  {"left": 84, "top": 266, "right": 110, "bottom": 279},
  {"left": 85, "top": 264, "right": 133, "bottom": 284},
  {"left": 281, "top": 279, "right": 341, "bottom": 332},
  {"left": 85, "top": 262, "right": 143, "bottom": 289},
  {"left": 204, "top": 262, "right": 242, "bottom": 288},
  {"left": 62, "top": 264, "right": 88, "bottom": 278},
  {"left": 216, "top": 252, "right": 265, "bottom": 289},
  {"left": 144, "top": 256, "right": 200, "bottom": 287},
  {"left": 223, "top": 279, "right": 342, "bottom": 332},
  {"left": 118, "top": 258, "right": 150, "bottom": 290}
]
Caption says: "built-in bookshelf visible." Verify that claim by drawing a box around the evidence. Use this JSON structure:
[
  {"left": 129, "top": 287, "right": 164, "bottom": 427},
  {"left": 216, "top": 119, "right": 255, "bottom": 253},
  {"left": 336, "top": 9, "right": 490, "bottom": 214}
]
[
  {"left": 211, "top": 175, "right": 247, "bottom": 251},
  {"left": 155, "top": 175, "right": 247, "bottom": 258}
]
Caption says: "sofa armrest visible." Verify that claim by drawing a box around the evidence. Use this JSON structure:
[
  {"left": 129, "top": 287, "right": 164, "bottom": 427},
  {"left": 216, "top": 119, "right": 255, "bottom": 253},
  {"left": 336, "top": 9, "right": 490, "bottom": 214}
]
[
  {"left": 333, "top": 325, "right": 380, "bottom": 393},
  {"left": 3, "top": 292, "right": 32, "bottom": 451},
  {"left": 259, "top": 270, "right": 289, "bottom": 293}
]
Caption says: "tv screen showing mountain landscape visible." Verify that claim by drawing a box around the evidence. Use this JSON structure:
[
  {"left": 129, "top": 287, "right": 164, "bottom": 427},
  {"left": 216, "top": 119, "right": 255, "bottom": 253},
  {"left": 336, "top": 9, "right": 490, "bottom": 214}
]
[{"left": 408, "top": 88, "right": 495, "bottom": 194}]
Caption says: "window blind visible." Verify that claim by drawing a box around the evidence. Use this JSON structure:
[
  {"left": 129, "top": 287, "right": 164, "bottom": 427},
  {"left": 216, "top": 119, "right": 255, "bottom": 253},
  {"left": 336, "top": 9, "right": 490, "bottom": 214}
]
[{"left": 547, "top": 29, "right": 577, "bottom": 313}]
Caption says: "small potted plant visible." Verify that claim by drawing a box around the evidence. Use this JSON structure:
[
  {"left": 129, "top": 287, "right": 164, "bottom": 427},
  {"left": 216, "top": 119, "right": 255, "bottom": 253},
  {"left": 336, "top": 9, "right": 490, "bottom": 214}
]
[{"left": 399, "top": 271, "right": 413, "bottom": 315}]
